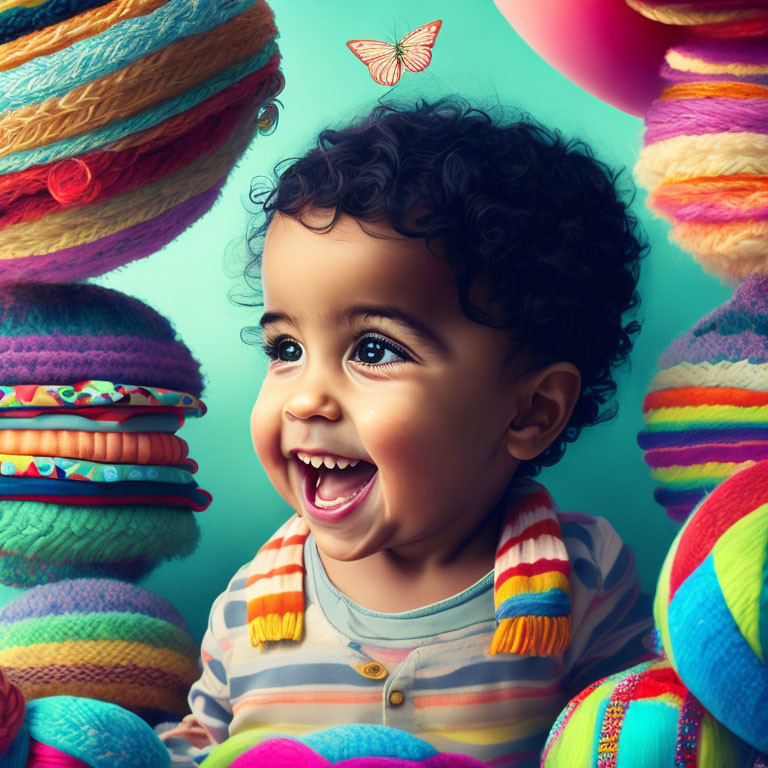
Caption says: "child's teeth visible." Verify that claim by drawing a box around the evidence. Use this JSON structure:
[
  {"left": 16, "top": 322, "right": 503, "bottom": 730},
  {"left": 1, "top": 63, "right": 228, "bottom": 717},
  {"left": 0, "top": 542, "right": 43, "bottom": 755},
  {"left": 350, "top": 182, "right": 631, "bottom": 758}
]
[
  {"left": 336, "top": 458, "right": 349, "bottom": 469},
  {"left": 323, "top": 456, "right": 335, "bottom": 469},
  {"left": 310, "top": 456, "right": 324, "bottom": 468},
  {"left": 314, "top": 488, "right": 360, "bottom": 508}
]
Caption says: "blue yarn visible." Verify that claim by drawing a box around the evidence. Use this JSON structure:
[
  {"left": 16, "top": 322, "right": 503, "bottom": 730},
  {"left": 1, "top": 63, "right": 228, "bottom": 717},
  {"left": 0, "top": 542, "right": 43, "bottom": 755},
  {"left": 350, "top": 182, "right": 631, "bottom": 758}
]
[
  {"left": 0, "top": 0, "right": 108, "bottom": 46},
  {"left": 300, "top": 725, "right": 437, "bottom": 762},
  {"left": 614, "top": 701, "right": 678, "bottom": 768},
  {"left": 668, "top": 554, "right": 768, "bottom": 753},
  {"left": 0, "top": 719, "right": 29, "bottom": 768},
  {"left": 496, "top": 589, "right": 570, "bottom": 620},
  {"left": 26, "top": 696, "right": 170, "bottom": 768},
  {"left": 0, "top": 0, "right": 262, "bottom": 112},
  {"left": 0, "top": 42, "right": 277, "bottom": 174}
]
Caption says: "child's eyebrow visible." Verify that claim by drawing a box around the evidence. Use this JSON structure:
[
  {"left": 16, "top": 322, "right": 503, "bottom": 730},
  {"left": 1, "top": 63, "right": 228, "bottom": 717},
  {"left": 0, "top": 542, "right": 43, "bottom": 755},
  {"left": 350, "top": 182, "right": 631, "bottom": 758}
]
[{"left": 258, "top": 305, "right": 447, "bottom": 354}]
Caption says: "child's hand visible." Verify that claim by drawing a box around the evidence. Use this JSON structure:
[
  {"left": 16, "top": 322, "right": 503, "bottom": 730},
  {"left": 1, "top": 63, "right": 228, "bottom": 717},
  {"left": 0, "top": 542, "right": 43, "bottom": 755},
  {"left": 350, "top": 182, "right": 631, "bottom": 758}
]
[{"left": 159, "top": 714, "right": 216, "bottom": 749}]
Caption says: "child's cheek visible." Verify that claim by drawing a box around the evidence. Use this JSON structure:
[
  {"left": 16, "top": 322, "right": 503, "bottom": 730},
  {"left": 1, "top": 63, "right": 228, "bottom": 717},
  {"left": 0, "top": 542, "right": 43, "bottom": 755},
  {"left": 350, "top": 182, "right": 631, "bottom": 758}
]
[{"left": 250, "top": 395, "right": 290, "bottom": 499}]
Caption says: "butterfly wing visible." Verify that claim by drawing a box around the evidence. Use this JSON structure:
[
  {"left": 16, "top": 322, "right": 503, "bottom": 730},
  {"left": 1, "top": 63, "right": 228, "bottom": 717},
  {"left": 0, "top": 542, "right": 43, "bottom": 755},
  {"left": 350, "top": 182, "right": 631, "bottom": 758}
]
[
  {"left": 399, "top": 19, "right": 442, "bottom": 74},
  {"left": 346, "top": 39, "right": 402, "bottom": 86}
]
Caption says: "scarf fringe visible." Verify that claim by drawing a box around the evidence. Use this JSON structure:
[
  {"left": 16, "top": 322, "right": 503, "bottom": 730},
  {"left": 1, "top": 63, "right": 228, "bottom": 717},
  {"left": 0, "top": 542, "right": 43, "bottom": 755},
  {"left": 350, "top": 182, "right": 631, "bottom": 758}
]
[
  {"left": 491, "top": 615, "right": 571, "bottom": 656},
  {"left": 249, "top": 611, "right": 303, "bottom": 647}
]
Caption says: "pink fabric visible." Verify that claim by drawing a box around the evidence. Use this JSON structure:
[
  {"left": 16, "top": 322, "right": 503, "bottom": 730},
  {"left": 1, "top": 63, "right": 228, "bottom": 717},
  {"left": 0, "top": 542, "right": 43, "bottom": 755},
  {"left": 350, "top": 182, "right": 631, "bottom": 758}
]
[
  {"left": 28, "top": 739, "right": 91, "bottom": 767},
  {"left": 232, "top": 739, "right": 490, "bottom": 767}
]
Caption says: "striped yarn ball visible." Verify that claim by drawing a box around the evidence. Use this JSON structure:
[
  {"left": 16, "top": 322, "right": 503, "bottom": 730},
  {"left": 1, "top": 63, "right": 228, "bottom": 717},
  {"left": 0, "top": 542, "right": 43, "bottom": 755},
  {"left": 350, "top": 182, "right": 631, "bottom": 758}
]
[
  {"left": 0, "top": 0, "right": 283, "bottom": 280},
  {"left": 634, "top": 28, "right": 768, "bottom": 280},
  {"left": 627, "top": 0, "right": 768, "bottom": 37},
  {"left": 25, "top": 695, "right": 170, "bottom": 768},
  {"left": 0, "top": 578, "right": 199, "bottom": 724},
  {"left": 654, "top": 459, "right": 768, "bottom": 753},
  {"left": 542, "top": 658, "right": 762, "bottom": 767},
  {"left": 639, "top": 273, "right": 768, "bottom": 520}
]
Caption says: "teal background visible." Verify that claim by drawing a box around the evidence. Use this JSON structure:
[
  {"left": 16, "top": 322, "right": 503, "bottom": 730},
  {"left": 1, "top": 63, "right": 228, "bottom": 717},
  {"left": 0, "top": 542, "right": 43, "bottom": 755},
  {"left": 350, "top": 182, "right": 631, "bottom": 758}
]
[{"left": 0, "top": 0, "right": 733, "bottom": 642}]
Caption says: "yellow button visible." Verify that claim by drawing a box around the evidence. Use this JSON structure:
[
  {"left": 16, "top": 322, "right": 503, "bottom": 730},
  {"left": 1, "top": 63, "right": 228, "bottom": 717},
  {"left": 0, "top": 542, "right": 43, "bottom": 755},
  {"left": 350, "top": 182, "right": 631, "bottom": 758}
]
[
  {"left": 388, "top": 690, "right": 405, "bottom": 707},
  {"left": 357, "top": 661, "right": 388, "bottom": 680}
]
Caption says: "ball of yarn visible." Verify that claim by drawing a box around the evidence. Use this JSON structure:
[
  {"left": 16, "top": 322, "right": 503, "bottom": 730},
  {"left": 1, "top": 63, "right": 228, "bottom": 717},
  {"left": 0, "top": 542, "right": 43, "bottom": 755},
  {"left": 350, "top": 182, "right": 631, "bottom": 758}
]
[
  {"left": 0, "top": 500, "right": 199, "bottom": 587},
  {"left": 0, "top": 0, "right": 283, "bottom": 280},
  {"left": 542, "top": 658, "right": 760, "bottom": 766},
  {"left": 0, "top": 281, "right": 203, "bottom": 396},
  {"left": 25, "top": 695, "right": 170, "bottom": 768},
  {"left": 638, "top": 273, "right": 768, "bottom": 520},
  {"left": 0, "top": 666, "right": 25, "bottom": 754},
  {"left": 654, "top": 459, "right": 768, "bottom": 752},
  {"left": 0, "top": 578, "right": 199, "bottom": 723}
]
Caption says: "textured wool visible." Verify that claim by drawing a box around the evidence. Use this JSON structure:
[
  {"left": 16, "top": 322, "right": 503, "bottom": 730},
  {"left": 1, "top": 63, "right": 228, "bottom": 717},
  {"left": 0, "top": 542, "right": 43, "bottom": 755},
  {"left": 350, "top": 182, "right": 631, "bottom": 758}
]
[
  {"left": 0, "top": 0, "right": 111, "bottom": 45},
  {"left": 0, "top": 667, "right": 25, "bottom": 755},
  {"left": 0, "top": 282, "right": 203, "bottom": 396},
  {"left": 654, "top": 460, "right": 768, "bottom": 753},
  {"left": 627, "top": 0, "right": 768, "bottom": 36},
  {"left": 0, "top": 580, "right": 200, "bottom": 720},
  {"left": 0, "top": 0, "right": 169, "bottom": 73}
]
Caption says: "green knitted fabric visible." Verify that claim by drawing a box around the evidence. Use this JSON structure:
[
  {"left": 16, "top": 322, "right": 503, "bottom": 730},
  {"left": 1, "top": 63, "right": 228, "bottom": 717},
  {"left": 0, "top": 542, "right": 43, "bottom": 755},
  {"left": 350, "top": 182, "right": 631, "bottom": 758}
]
[
  {"left": 0, "top": 501, "right": 199, "bottom": 563},
  {"left": 0, "top": 554, "right": 155, "bottom": 588},
  {"left": 0, "top": 612, "right": 197, "bottom": 656}
]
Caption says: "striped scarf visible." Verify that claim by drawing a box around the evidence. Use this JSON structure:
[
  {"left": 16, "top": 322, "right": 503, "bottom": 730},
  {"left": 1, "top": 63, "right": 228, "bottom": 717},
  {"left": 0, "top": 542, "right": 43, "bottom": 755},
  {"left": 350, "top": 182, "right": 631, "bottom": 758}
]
[{"left": 245, "top": 480, "right": 572, "bottom": 656}]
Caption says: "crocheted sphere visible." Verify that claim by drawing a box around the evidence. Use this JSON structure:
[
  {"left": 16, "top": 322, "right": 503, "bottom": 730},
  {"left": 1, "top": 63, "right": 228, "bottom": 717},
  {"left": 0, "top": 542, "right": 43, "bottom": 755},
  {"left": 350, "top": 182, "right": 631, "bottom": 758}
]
[
  {"left": 0, "top": 500, "right": 199, "bottom": 587},
  {"left": 200, "top": 725, "right": 490, "bottom": 768},
  {"left": 654, "top": 459, "right": 768, "bottom": 753},
  {"left": 0, "top": 281, "right": 203, "bottom": 396},
  {"left": 638, "top": 273, "right": 768, "bottom": 520},
  {"left": 0, "top": 0, "right": 283, "bottom": 281},
  {"left": 0, "top": 578, "right": 199, "bottom": 724},
  {"left": 25, "top": 695, "right": 170, "bottom": 768},
  {"left": 542, "top": 658, "right": 760, "bottom": 767}
]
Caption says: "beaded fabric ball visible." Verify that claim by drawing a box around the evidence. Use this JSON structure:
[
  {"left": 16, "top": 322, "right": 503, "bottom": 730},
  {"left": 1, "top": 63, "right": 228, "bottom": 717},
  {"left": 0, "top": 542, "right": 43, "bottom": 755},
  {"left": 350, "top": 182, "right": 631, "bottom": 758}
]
[
  {"left": 0, "top": 578, "right": 199, "bottom": 725},
  {"left": 541, "top": 658, "right": 763, "bottom": 767},
  {"left": 654, "top": 459, "right": 768, "bottom": 753},
  {"left": 638, "top": 273, "right": 768, "bottom": 521},
  {"left": 0, "top": 0, "right": 283, "bottom": 281}
]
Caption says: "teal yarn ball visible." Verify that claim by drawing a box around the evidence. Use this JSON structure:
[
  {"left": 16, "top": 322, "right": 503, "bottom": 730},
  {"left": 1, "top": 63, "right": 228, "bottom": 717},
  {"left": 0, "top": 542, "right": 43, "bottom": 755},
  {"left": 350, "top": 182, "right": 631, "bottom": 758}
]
[{"left": 26, "top": 696, "right": 170, "bottom": 768}]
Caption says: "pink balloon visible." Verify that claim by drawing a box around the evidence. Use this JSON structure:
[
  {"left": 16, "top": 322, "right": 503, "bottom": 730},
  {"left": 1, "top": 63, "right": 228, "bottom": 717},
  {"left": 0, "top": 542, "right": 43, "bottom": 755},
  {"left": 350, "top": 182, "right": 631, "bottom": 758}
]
[{"left": 494, "top": 0, "right": 683, "bottom": 117}]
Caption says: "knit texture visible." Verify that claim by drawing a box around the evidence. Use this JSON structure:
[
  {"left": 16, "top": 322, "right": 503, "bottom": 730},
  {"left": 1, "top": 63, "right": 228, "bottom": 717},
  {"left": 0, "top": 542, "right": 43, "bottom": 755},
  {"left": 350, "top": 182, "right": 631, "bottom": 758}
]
[
  {"left": 0, "top": 579, "right": 199, "bottom": 719},
  {"left": 246, "top": 480, "right": 572, "bottom": 657},
  {"left": 542, "top": 658, "right": 760, "bottom": 767},
  {"left": 0, "top": 282, "right": 203, "bottom": 396},
  {"left": 0, "top": 0, "right": 282, "bottom": 278},
  {"left": 0, "top": 667, "right": 25, "bottom": 755},
  {"left": 639, "top": 274, "right": 768, "bottom": 519},
  {"left": 654, "top": 459, "right": 768, "bottom": 753}
]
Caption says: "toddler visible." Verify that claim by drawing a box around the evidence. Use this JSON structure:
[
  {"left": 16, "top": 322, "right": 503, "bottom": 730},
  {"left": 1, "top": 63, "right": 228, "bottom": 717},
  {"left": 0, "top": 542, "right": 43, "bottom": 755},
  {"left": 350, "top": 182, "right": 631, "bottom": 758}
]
[{"left": 167, "top": 98, "right": 654, "bottom": 767}]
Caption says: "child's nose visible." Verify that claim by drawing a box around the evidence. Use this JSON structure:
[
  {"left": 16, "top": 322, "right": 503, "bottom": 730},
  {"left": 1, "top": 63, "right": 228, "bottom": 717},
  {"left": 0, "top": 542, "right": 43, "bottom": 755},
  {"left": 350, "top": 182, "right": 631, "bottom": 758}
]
[{"left": 283, "top": 378, "right": 342, "bottom": 422}]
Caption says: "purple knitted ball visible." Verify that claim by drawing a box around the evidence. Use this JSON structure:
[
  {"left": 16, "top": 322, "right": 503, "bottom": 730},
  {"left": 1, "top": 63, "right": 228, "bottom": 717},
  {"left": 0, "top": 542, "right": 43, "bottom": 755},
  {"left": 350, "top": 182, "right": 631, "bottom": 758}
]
[{"left": 0, "top": 282, "right": 203, "bottom": 396}]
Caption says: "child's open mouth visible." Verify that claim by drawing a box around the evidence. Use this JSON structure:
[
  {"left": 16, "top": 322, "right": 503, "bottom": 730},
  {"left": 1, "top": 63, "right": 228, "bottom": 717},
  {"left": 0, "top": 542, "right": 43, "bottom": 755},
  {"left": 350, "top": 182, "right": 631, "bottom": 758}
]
[{"left": 293, "top": 452, "right": 378, "bottom": 522}]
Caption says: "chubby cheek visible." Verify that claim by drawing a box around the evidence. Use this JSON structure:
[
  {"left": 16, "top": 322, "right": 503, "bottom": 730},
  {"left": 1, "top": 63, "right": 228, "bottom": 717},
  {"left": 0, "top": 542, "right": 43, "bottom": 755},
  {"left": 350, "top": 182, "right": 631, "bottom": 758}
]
[{"left": 250, "top": 393, "right": 293, "bottom": 504}]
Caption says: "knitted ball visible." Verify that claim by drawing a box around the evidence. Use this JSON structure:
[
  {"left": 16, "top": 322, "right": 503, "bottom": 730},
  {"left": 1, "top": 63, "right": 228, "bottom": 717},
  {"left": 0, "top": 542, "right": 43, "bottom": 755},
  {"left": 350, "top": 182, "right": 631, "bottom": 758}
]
[
  {"left": 638, "top": 273, "right": 768, "bottom": 520},
  {"left": 654, "top": 459, "right": 768, "bottom": 753},
  {"left": 25, "top": 695, "right": 170, "bottom": 768},
  {"left": 0, "top": 578, "right": 199, "bottom": 724},
  {"left": 0, "top": 281, "right": 203, "bottom": 396},
  {"left": 201, "top": 725, "right": 490, "bottom": 768},
  {"left": 542, "top": 658, "right": 761, "bottom": 767},
  {"left": 634, "top": 32, "right": 768, "bottom": 280},
  {"left": 0, "top": 0, "right": 283, "bottom": 281},
  {"left": 0, "top": 500, "right": 199, "bottom": 587},
  {"left": 627, "top": 0, "right": 768, "bottom": 37}
]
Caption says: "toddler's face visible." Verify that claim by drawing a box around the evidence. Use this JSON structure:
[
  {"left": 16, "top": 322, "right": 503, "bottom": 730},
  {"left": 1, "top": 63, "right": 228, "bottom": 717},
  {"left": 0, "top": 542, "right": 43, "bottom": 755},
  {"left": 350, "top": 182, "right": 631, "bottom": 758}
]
[{"left": 250, "top": 210, "right": 522, "bottom": 565}]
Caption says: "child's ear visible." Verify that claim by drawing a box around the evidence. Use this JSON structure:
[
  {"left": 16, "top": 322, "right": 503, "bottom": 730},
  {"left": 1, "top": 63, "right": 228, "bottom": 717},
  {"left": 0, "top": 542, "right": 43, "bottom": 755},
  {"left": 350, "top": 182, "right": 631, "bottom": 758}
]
[{"left": 504, "top": 363, "right": 582, "bottom": 462}]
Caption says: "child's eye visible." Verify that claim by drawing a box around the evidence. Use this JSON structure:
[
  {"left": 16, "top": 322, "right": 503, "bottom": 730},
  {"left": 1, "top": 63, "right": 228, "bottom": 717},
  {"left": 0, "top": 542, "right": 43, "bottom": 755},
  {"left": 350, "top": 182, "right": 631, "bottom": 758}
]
[
  {"left": 262, "top": 336, "right": 303, "bottom": 362},
  {"left": 352, "top": 334, "right": 412, "bottom": 367}
]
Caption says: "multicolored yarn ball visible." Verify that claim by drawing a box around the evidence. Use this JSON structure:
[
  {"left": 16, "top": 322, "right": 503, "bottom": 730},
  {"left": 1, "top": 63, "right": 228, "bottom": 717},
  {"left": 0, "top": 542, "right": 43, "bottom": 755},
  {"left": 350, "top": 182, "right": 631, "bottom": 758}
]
[
  {"left": 200, "top": 725, "right": 490, "bottom": 768},
  {"left": 638, "top": 273, "right": 768, "bottom": 520},
  {"left": 0, "top": 578, "right": 199, "bottom": 724},
  {"left": 0, "top": 666, "right": 25, "bottom": 755},
  {"left": 0, "top": 500, "right": 199, "bottom": 587},
  {"left": 24, "top": 695, "right": 170, "bottom": 767},
  {"left": 542, "top": 658, "right": 762, "bottom": 767},
  {"left": 630, "top": 6, "right": 768, "bottom": 280},
  {"left": 0, "top": 281, "right": 203, "bottom": 395},
  {"left": 0, "top": 0, "right": 283, "bottom": 281},
  {"left": 627, "top": 1, "right": 768, "bottom": 37},
  {"left": 654, "top": 459, "right": 768, "bottom": 753}
]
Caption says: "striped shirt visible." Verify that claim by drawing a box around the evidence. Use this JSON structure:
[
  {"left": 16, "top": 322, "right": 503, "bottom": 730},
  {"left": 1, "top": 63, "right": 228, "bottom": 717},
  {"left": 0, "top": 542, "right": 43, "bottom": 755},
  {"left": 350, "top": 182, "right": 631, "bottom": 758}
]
[{"left": 185, "top": 512, "right": 653, "bottom": 767}]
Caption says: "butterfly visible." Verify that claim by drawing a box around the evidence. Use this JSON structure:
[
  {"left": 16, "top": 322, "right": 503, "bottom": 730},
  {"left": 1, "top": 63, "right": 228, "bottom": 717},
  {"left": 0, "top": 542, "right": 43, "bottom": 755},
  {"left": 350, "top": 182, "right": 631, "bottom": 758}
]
[{"left": 346, "top": 20, "right": 442, "bottom": 87}]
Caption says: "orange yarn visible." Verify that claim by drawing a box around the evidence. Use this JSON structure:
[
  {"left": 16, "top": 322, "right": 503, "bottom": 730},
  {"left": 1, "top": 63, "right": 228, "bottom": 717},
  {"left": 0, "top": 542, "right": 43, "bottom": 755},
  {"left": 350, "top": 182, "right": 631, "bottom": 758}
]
[
  {"left": 660, "top": 82, "right": 768, "bottom": 100},
  {"left": 0, "top": 430, "right": 189, "bottom": 464},
  {"left": 0, "top": 0, "right": 170, "bottom": 73},
  {"left": 644, "top": 386, "right": 768, "bottom": 410},
  {"left": 0, "top": 1, "right": 277, "bottom": 158}
]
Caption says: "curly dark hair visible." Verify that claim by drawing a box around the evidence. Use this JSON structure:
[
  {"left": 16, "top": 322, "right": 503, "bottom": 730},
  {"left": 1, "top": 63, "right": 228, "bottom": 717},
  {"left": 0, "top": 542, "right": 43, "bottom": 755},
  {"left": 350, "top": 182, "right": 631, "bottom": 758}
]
[{"left": 241, "top": 97, "right": 647, "bottom": 477}]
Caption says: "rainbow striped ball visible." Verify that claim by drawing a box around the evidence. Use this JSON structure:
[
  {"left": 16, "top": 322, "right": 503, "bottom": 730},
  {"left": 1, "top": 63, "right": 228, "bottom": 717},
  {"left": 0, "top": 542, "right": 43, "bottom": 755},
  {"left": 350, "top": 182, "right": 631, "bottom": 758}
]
[
  {"left": 638, "top": 273, "right": 768, "bottom": 521},
  {"left": 542, "top": 658, "right": 760, "bottom": 767},
  {"left": 0, "top": 578, "right": 199, "bottom": 725},
  {"left": 654, "top": 459, "right": 768, "bottom": 753}
]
